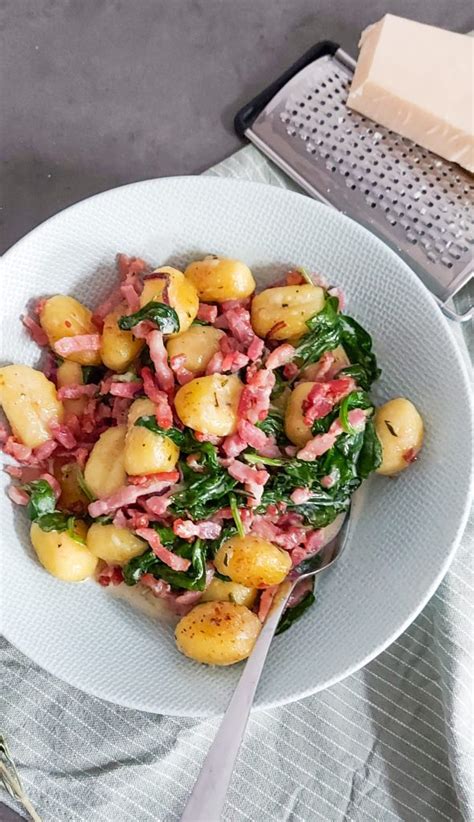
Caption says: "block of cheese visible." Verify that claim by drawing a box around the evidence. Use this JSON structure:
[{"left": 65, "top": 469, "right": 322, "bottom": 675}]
[{"left": 347, "top": 15, "right": 474, "bottom": 173}]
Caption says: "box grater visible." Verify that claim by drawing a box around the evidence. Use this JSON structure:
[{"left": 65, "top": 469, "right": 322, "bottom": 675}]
[{"left": 235, "top": 41, "right": 473, "bottom": 322}]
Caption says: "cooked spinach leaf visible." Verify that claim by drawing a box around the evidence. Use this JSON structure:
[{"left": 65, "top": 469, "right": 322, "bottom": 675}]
[
  {"left": 118, "top": 301, "right": 180, "bottom": 334},
  {"left": 339, "top": 390, "right": 372, "bottom": 434},
  {"left": 294, "top": 296, "right": 341, "bottom": 367},
  {"left": 276, "top": 589, "right": 316, "bottom": 635},
  {"left": 339, "top": 315, "right": 380, "bottom": 388},
  {"left": 123, "top": 538, "right": 207, "bottom": 591},
  {"left": 25, "top": 479, "right": 56, "bottom": 521},
  {"left": 136, "top": 416, "right": 185, "bottom": 445},
  {"left": 357, "top": 419, "right": 382, "bottom": 478},
  {"left": 172, "top": 471, "right": 237, "bottom": 520}
]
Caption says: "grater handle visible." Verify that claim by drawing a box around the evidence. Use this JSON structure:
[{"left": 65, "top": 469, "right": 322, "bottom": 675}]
[{"left": 234, "top": 40, "right": 338, "bottom": 137}]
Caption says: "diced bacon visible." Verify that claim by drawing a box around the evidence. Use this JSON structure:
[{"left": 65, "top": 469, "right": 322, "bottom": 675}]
[
  {"left": 109, "top": 381, "right": 143, "bottom": 398},
  {"left": 283, "top": 362, "right": 299, "bottom": 380},
  {"left": 4, "top": 465, "right": 39, "bottom": 481},
  {"left": 117, "top": 253, "right": 148, "bottom": 280},
  {"left": 92, "top": 291, "right": 122, "bottom": 328},
  {"left": 111, "top": 396, "right": 132, "bottom": 425},
  {"left": 193, "top": 431, "right": 223, "bottom": 445},
  {"left": 251, "top": 517, "right": 280, "bottom": 542},
  {"left": 141, "top": 574, "right": 171, "bottom": 598},
  {"left": 297, "top": 427, "right": 340, "bottom": 461},
  {"left": 170, "top": 355, "right": 194, "bottom": 385},
  {"left": 142, "top": 493, "right": 172, "bottom": 517},
  {"left": 124, "top": 508, "right": 150, "bottom": 529},
  {"left": 285, "top": 270, "right": 305, "bottom": 286},
  {"left": 284, "top": 445, "right": 298, "bottom": 457},
  {"left": 57, "top": 384, "right": 98, "bottom": 400},
  {"left": 40, "top": 472, "right": 61, "bottom": 500},
  {"left": 120, "top": 282, "right": 140, "bottom": 313},
  {"left": 291, "top": 529, "right": 325, "bottom": 566},
  {"left": 222, "top": 432, "right": 247, "bottom": 458},
  {"left": 328, "top": 286, "right": 345, "bottom": 311},
  {"left": 297, "top": 410, "right": 366, "bottom": 461},
  {"left": 290, "top": 487, "right": 312, "bottom": 504},
  {"left": 403, "top": 447, "right": 419, "bottom": 464},
  {"left": 221, "top": 299, "right": 251, "bottom": 311},
  {"left": 50, "top": 422, "right": 77, "bottom": 450},
  {"left": 258, "top": 586, "right": 279, "bottom": 621},
  {"left": 133, "top": 320, "right": 158, "bottom": 339},
  {"left": 222, "top": 306, "right": 254, "bottom": 346},
  {"left": 135, "top": 527, "right": 190, "bottom": 571},
  {"left": 112, "top": 509, "right": 128, "bottom": 529},
  {"left": 247, "top": 335, "right": 264, "bottom": 362},
  {"left": 98, "top": 565, "right": 124, "bottom": 587},
  {"left": 54, "top": 334, "right": 101, "bottom": 356},
  {"left": 169, "top": 589, "right": 203, "bottom": 616},
  {"left": 227, "top": 460, "right": 269, "bottom": 508},
  {"left": 197, "top": 303, "right": 218, "bottom": 323},
  {"left": 221, "top": 351, "right": 249, "bottom": 373},
  {"left": 3, "top": 437, "right": 33, "bottom": 462},
  {"left": 258, "top": 435, "right": 282, "bottom": 459},
  {"left": 219, "top": 335, "right": 242, "bottom": 354},
  {"left": 141, "top": 367, "right": 173, "bottom": 428},
  {"left": 238, "top": 368, "right": 275, "bottom": 424},
  {"left": 7, "top": 485, "right": 30, "bottom": 505},
  {"left": 33, "top": 439, "right": 58, "bottom": 462},
  {"left": 205, "top": 351, "right": 224, "bottom": 375},
  {"left": 185, "top": 453, "right": 205, "bottom": 472},
  {"left": 173, "top": 518, "right": 222, "bottom": 540},
  {"left": 302, "top": 377, "right": 356, "bottom": 426},
  {"left": 320, "top": 472, "right": 338, "bottom": 489},
  {"left": 266, "top": 343, "right": 295, "bottom": 371},
  {"left": 146, "top": 330, "right": 174, "bottom": 395},
  {"left": 88, "top": 473, "right": 179, "bottom": 517},
  {"left": 287, "top": 577, "right": 314, "bottom": 608},
  {"left": 303, "top": 351, "right": 336, "bottom": 382},
  {"left": 237, "top": 419, "right": 267, "bottom": 450},
  {"left": 22, "top": 315, "right": 49, "bottom": 346}
]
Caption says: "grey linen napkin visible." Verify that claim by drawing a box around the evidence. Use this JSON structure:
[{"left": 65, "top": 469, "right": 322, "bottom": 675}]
[{"left": 1, "top": 146, "right": 473, "bottom": 822}]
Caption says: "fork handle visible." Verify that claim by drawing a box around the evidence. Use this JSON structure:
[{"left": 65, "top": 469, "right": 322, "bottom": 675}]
[{"left": 180, "top": 580, "right": 294, "bottom": 822}]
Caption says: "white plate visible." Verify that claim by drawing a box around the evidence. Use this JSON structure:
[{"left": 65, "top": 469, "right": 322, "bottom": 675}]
[{"left": 1, "top": 177, "right": 472, "bottom": 716}]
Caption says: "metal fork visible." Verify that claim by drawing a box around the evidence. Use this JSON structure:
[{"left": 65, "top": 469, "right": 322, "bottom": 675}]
[{"left": 180, "top": 509, "right": 352, "bottom": 822}]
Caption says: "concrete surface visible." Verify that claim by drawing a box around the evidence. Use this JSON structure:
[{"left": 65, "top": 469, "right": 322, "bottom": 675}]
[
  {"left": 1, "top": 0, "right": 473, "bottom": 255},
  {"left": 0, "top": 3, "right": 473, "bottom": 820}
]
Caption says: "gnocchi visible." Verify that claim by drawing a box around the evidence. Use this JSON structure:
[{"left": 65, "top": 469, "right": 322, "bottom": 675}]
[
  {"left": 175, "top": 601, "right": 261, "bottom": 666},
  {"left": 174, "top": 373, "right": 243, "bottom": 436},
  {"left": 251, "top": 284, "right": 325, "bottom": 340},
  {"left": 0, "top": 364, "right": 64, "bottom": 448},
  {"left": 184, "top": 257, "right": 255, "bottom": 303},
  {"left": 214, "top": 535, "right": 292, "bottom": 588},
  {"left": 56, "top": 360, "right": 88, "bottom": 418},
  {"left": 140, "top": 267, "right": 199, "bottom": 336},
  {"left": 124, "top": 398, "right": 179, "bottom": 475},
  {"left": 284, "top": 381, "right": 315, "bottom": 447},
  {"left": 39, "top": 295, "right": 101, "bottom": 365},
  {"left": 101, "top": 304, "right": 144, "bottom": 372},
  {"left": 87, "top": 523, "right": 147, "bottom": 565},
  {"left": 84, "top": 425, "right": 127, "bottom": 498},
  {"left": 201, "top": 577, "right": 257, "bottom": 608},
  {"left": 4, "top": 253, "right": 425, "bottom": 668},
  {"left": 375, "top": 398, "right": 424, "bottom": 476},
  {"left": 30, "top": 520, "right": 97, "bottom": 582},
  {"left": 166, "top": 325, "right": 224, "bottom": 376}
]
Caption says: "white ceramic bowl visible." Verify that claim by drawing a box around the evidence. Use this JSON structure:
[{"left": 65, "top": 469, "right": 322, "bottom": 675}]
[{"left": 1, "top": 177, "right": 472, "bottom": 716}]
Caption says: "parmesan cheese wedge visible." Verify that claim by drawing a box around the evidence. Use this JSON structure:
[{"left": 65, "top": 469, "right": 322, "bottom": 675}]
[{"left": 347, "top": 15, "right": 474, "bottom": 173}]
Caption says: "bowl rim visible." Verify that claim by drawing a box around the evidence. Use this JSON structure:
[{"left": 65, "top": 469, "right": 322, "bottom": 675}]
[{"left": 1, "top": 175, "right": 473, "bottom": 716}]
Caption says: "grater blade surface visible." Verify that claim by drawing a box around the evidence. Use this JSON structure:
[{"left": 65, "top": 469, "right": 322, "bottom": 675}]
[{"left": 244, "top": 48, "right": 473, "bottom": 315}]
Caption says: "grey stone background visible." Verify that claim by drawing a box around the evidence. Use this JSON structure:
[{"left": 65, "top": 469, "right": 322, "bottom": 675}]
[
  {"left": 0, "top": 2, "right": 472, "bottom": 820},
  {"left": 1, "top": 0, "right": 473, "bottom": 256}
]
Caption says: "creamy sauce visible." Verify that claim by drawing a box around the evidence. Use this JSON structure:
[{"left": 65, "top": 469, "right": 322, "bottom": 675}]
[{"left": 107, "top": 581, "right": 178, "bottom": 625}]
